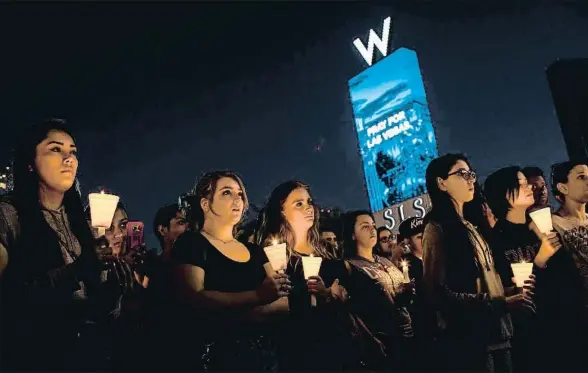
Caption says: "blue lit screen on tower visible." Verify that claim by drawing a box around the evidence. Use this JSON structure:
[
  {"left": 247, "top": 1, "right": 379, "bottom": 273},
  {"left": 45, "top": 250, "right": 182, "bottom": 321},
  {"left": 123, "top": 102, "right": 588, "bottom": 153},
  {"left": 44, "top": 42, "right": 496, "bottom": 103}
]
[{"left": 348, "top": 48, "right": 438, "bottom": 212}]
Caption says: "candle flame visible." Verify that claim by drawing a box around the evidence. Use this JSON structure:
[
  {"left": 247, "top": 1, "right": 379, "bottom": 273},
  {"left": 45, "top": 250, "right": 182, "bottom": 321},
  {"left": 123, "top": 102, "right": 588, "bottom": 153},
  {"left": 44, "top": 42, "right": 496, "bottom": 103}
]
[
  {"left": 272, "top": 239, "right": 278, "bottom": 246},
  {"left": 400, "top": 260, "right": 409, "bottom": 269},
  {"left": 520, "top": 260, "right": 527, "bottom": 264},
  {"left": 99, "top": 189, "right": 105, "bottom": 195}
]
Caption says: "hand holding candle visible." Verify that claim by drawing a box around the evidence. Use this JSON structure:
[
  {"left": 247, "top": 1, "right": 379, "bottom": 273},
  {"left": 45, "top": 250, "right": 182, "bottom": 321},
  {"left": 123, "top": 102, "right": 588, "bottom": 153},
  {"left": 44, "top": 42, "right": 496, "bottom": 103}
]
[
  {"left": 511, "top": 261, "right": 534, "bottom": 288},
  {"left": 529, "top": 211, "right": 562, "bottom": 268},
  {"left": 263, "top": 240, "right": 288, "bottom": 274},
  {"left": 88, "top": 190, "right": 120, "bottom": 237},
  {"left": 302, "top": 255, "right": 322, "bottom": 307},
  {"left": 529, "top": 207, "right": 553, "bottom": 234}
]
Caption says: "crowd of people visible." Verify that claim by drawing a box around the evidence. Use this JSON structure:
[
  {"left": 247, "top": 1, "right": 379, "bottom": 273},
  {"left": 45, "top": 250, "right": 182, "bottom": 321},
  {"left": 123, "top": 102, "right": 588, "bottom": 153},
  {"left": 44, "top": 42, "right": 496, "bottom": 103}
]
[{"left": 0, "top": 119, "right": 587, "bottom": 372}]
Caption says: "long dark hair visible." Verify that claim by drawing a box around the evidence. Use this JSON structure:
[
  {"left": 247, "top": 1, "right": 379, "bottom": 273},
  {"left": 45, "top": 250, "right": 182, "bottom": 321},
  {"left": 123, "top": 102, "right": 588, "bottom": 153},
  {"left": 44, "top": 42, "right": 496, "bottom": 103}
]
[
  {"left": 463, "top": 185, "right": 494, "bottom": 240},
  {"left": 8, "top": 119, "right": 99, "bottom": 290},
  {"left": 424, "top": 154, "right": 482, "bottom": 270},
  {"left": 341, "top": 210, "right": 374, "bottom": 259},
  {"left": 256, "top": 180, "right": 331, "bottom": 258},
  {"left": 483, "top": 166, "right": 524, "bottom": 222},
  {"left": 375, "top": 226, "right": 392, "bottom": 256}
]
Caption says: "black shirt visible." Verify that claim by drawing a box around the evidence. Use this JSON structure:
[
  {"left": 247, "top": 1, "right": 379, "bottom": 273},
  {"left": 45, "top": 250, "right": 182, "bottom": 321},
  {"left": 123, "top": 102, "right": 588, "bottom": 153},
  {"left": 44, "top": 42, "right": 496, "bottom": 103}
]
[
  {"left": 170, "top": 231, "right": 267, "bottom": 340},
  {"left": 277, "top": 254, "right": 354, "bottom": 371}
]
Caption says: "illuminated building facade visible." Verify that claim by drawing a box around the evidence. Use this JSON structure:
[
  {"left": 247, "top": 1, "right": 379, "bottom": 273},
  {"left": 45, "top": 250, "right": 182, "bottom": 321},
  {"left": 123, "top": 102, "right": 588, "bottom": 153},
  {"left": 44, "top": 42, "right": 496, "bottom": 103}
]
[{"left": 348, "top": 48, "right": 438, "bottom": 214}]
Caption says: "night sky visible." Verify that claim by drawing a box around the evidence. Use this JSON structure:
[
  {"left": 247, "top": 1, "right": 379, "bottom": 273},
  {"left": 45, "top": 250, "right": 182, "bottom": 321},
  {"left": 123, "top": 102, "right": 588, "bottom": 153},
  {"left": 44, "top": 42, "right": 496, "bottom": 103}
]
[{"left": 1, "top": 2, "right": 587, "bottom": 247}]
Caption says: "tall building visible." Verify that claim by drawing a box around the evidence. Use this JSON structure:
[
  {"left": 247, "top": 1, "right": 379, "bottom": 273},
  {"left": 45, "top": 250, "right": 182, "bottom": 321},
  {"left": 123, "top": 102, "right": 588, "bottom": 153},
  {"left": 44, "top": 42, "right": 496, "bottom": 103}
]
[
  {"left": 348, "top": 48, "right": 438, "bottom": 214},
  {"left": 546, "top": 58, "right": 588, "bottom": 161}
]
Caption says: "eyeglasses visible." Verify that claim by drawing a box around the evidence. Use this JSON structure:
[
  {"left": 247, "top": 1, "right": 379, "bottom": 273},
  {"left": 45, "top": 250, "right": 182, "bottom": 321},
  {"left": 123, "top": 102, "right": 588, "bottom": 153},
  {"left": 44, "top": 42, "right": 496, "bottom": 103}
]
[
  {"left": 447, "top": 169, "right": 477, "bottom": 182},
  {"left": 379, "top": 235, "right": 395, "bottom": 243}
]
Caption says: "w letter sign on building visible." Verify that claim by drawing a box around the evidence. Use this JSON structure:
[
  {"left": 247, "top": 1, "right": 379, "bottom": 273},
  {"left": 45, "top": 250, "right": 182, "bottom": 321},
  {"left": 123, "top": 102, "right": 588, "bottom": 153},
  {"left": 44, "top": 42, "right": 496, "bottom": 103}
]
[{"left": 353, "top": 17, "right": 392, "bottom": 66}]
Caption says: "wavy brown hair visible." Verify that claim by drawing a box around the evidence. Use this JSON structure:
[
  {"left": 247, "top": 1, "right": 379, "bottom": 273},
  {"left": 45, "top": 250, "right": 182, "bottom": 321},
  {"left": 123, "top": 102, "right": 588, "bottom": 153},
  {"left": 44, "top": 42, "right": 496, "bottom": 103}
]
[
  {"left": 256, "top": 180, "right": 332, "bottom": 258},
  {"left": 187, "top": 170, "right": 249, "bottom": 233}
]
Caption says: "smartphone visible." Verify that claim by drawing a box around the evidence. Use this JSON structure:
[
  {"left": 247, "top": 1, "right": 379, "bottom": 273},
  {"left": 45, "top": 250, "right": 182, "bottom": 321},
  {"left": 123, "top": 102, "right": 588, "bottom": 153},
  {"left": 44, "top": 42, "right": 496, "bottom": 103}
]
[{"left": 126, "top": 221, "right": 145, "bottom": 252}]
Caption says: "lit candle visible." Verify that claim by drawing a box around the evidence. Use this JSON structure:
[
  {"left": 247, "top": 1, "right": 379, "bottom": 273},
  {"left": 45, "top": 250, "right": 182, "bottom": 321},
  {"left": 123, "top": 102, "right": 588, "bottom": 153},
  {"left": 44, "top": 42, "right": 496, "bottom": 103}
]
[
  {"left": 263, "top": 240, "right": 287, "bottom": 274},
  {"left": 88, "top": 190, "right": 119, "bottom": 237},
  {"left": 401, "top": 260, "right": 410, "bottom": 283},
  {"left": 302, "top": 254, "right": 323, "bottom": 307},
  {"left": 511, "top": 260, "right": 533, "bottom": 288}
]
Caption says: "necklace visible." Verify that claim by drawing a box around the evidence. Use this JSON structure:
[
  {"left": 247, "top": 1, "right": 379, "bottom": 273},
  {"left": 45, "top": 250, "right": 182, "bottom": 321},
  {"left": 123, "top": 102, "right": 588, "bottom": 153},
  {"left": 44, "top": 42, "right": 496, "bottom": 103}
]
[{"left": 201, "top": 230, "right": 236, "bottom": 244}]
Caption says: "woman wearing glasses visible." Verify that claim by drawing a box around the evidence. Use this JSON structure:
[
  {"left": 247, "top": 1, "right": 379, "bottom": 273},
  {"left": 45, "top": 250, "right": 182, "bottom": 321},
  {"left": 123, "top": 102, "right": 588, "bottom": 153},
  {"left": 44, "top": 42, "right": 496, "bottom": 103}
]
[
  {"left": 376, "top": 227, "right": 397, "bottom": 259},
  {"left": 422, "top": 154, "right": 532, "bottom": 373}
]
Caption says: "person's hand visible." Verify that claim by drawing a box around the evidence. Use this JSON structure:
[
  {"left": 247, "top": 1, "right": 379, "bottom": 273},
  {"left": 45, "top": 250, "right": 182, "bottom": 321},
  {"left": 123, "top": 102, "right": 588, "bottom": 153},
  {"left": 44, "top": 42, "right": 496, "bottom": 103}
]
[
  {"left": 329, "top": 279, "right": 349, "bottom": 302},
  {"left": 133, "top": 272, "right": 149, "bottom": 289},
  {"left": 257, "top": 272, "right": 291, "bottom": 304},
  {"left": 307, "top": 276, "right": 331, "bottom": 300},
  {"left": 103, "top": 256, "right": 135, "bottom": 295},
  {"left": 530, "top": 225, "right": 562, "bottom": 268},
  {"left": 397, "top": 281, "right": 416, "bottom": 296},
  {"left": 506, "top": 293, "right": 536, "bottom": 314},
  {"left": 522, "top": 274, "right": 535, "bottom": 297}
]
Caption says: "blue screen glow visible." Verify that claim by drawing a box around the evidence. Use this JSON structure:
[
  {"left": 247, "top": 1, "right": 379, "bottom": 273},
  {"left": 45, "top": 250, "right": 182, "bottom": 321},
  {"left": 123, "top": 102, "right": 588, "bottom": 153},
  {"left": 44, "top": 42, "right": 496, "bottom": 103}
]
[{"left": 348, "top": 48, "right": 438, "bottom": 212}]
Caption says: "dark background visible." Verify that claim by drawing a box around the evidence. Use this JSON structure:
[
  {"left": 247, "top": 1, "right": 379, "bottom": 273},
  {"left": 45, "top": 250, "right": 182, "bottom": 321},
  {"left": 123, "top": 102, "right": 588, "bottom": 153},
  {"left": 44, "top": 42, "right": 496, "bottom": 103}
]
[{"left": 1, "top": 2, "right": 585, "bottom": 247}]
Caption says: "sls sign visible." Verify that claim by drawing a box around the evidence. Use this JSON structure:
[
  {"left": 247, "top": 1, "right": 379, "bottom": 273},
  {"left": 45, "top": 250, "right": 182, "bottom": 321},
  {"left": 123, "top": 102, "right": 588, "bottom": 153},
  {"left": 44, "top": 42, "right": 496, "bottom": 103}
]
[
  {"left": 353, "top": 17, "right": 392, "bottom": 66},
  {"left": 373, "top": 193, "right": 432, "bottom": 233}
]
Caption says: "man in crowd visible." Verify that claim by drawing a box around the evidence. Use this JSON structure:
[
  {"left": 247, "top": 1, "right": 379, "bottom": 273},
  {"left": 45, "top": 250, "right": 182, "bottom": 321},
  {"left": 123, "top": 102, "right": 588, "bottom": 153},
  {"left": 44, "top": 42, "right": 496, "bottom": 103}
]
[
  {"left": 320, "top": 230, "right": 338, "bottom": 248},
  {"left": 399, "top": 217, "right": 424, "bottom": 284},
  {"left": 523, "top": 166, "right": 550, "bottom": 211},
  {"left": 549, "top": 159, "right": 588, "bottom": 371},
  {"left": 320, "top": 230, "right": 340, "bottom": 258},
  {"left": 551, "top": 160, "right": 588, "bottom": 314},
  {"left": 153, "top": 203, "right": 189, "bottom": 259},
  {"left": 376, "top": 227, "right": 396, "bottom": 259}
]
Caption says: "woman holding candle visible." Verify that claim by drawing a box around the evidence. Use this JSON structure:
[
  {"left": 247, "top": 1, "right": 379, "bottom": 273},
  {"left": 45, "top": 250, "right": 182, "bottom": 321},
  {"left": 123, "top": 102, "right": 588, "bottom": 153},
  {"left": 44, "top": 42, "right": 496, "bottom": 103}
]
[
  {"left": 85, "top": 200, "right": 146, "bottom": 284},
  {"left": 484, "top": 166, "right": 580, "bottom": 372},
  {"left": 86, "top": 199, "right": 152, "bottom": 371},
  {"left": 256, "top": 181, "right": 361, "bottom": 371},
  {"left": 101, "top": 201, "right": 129, "bottom": 256},
  {"left": 342, "top": 210, "right": 415, "bottom": 371},
  {"left": 422, "top": 154, "right": 534, "bottom": 373},
  {"left": 0, "top": 119, "right": 123, "bottom": 371},
  {"left": 167, "top": 171, "right": 290, "bottom": 371}
]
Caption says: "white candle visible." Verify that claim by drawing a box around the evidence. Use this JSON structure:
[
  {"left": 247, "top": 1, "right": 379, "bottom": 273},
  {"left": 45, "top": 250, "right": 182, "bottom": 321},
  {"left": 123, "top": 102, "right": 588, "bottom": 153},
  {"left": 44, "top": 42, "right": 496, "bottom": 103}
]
[
  {"left": 401, "top": 260, "right": 410, "bottom": 283},
  {"left": 263, "top": 240, "right": 287, "bottom": 274},
  {"left": 302, "top": 254, "right": 322, "bottom": 307},
  {"left": 88, "top": 190, "right": 119, "bottom": 233},
  {"left": 511, "top": 260, "right": 533, "bottom": 288}
]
